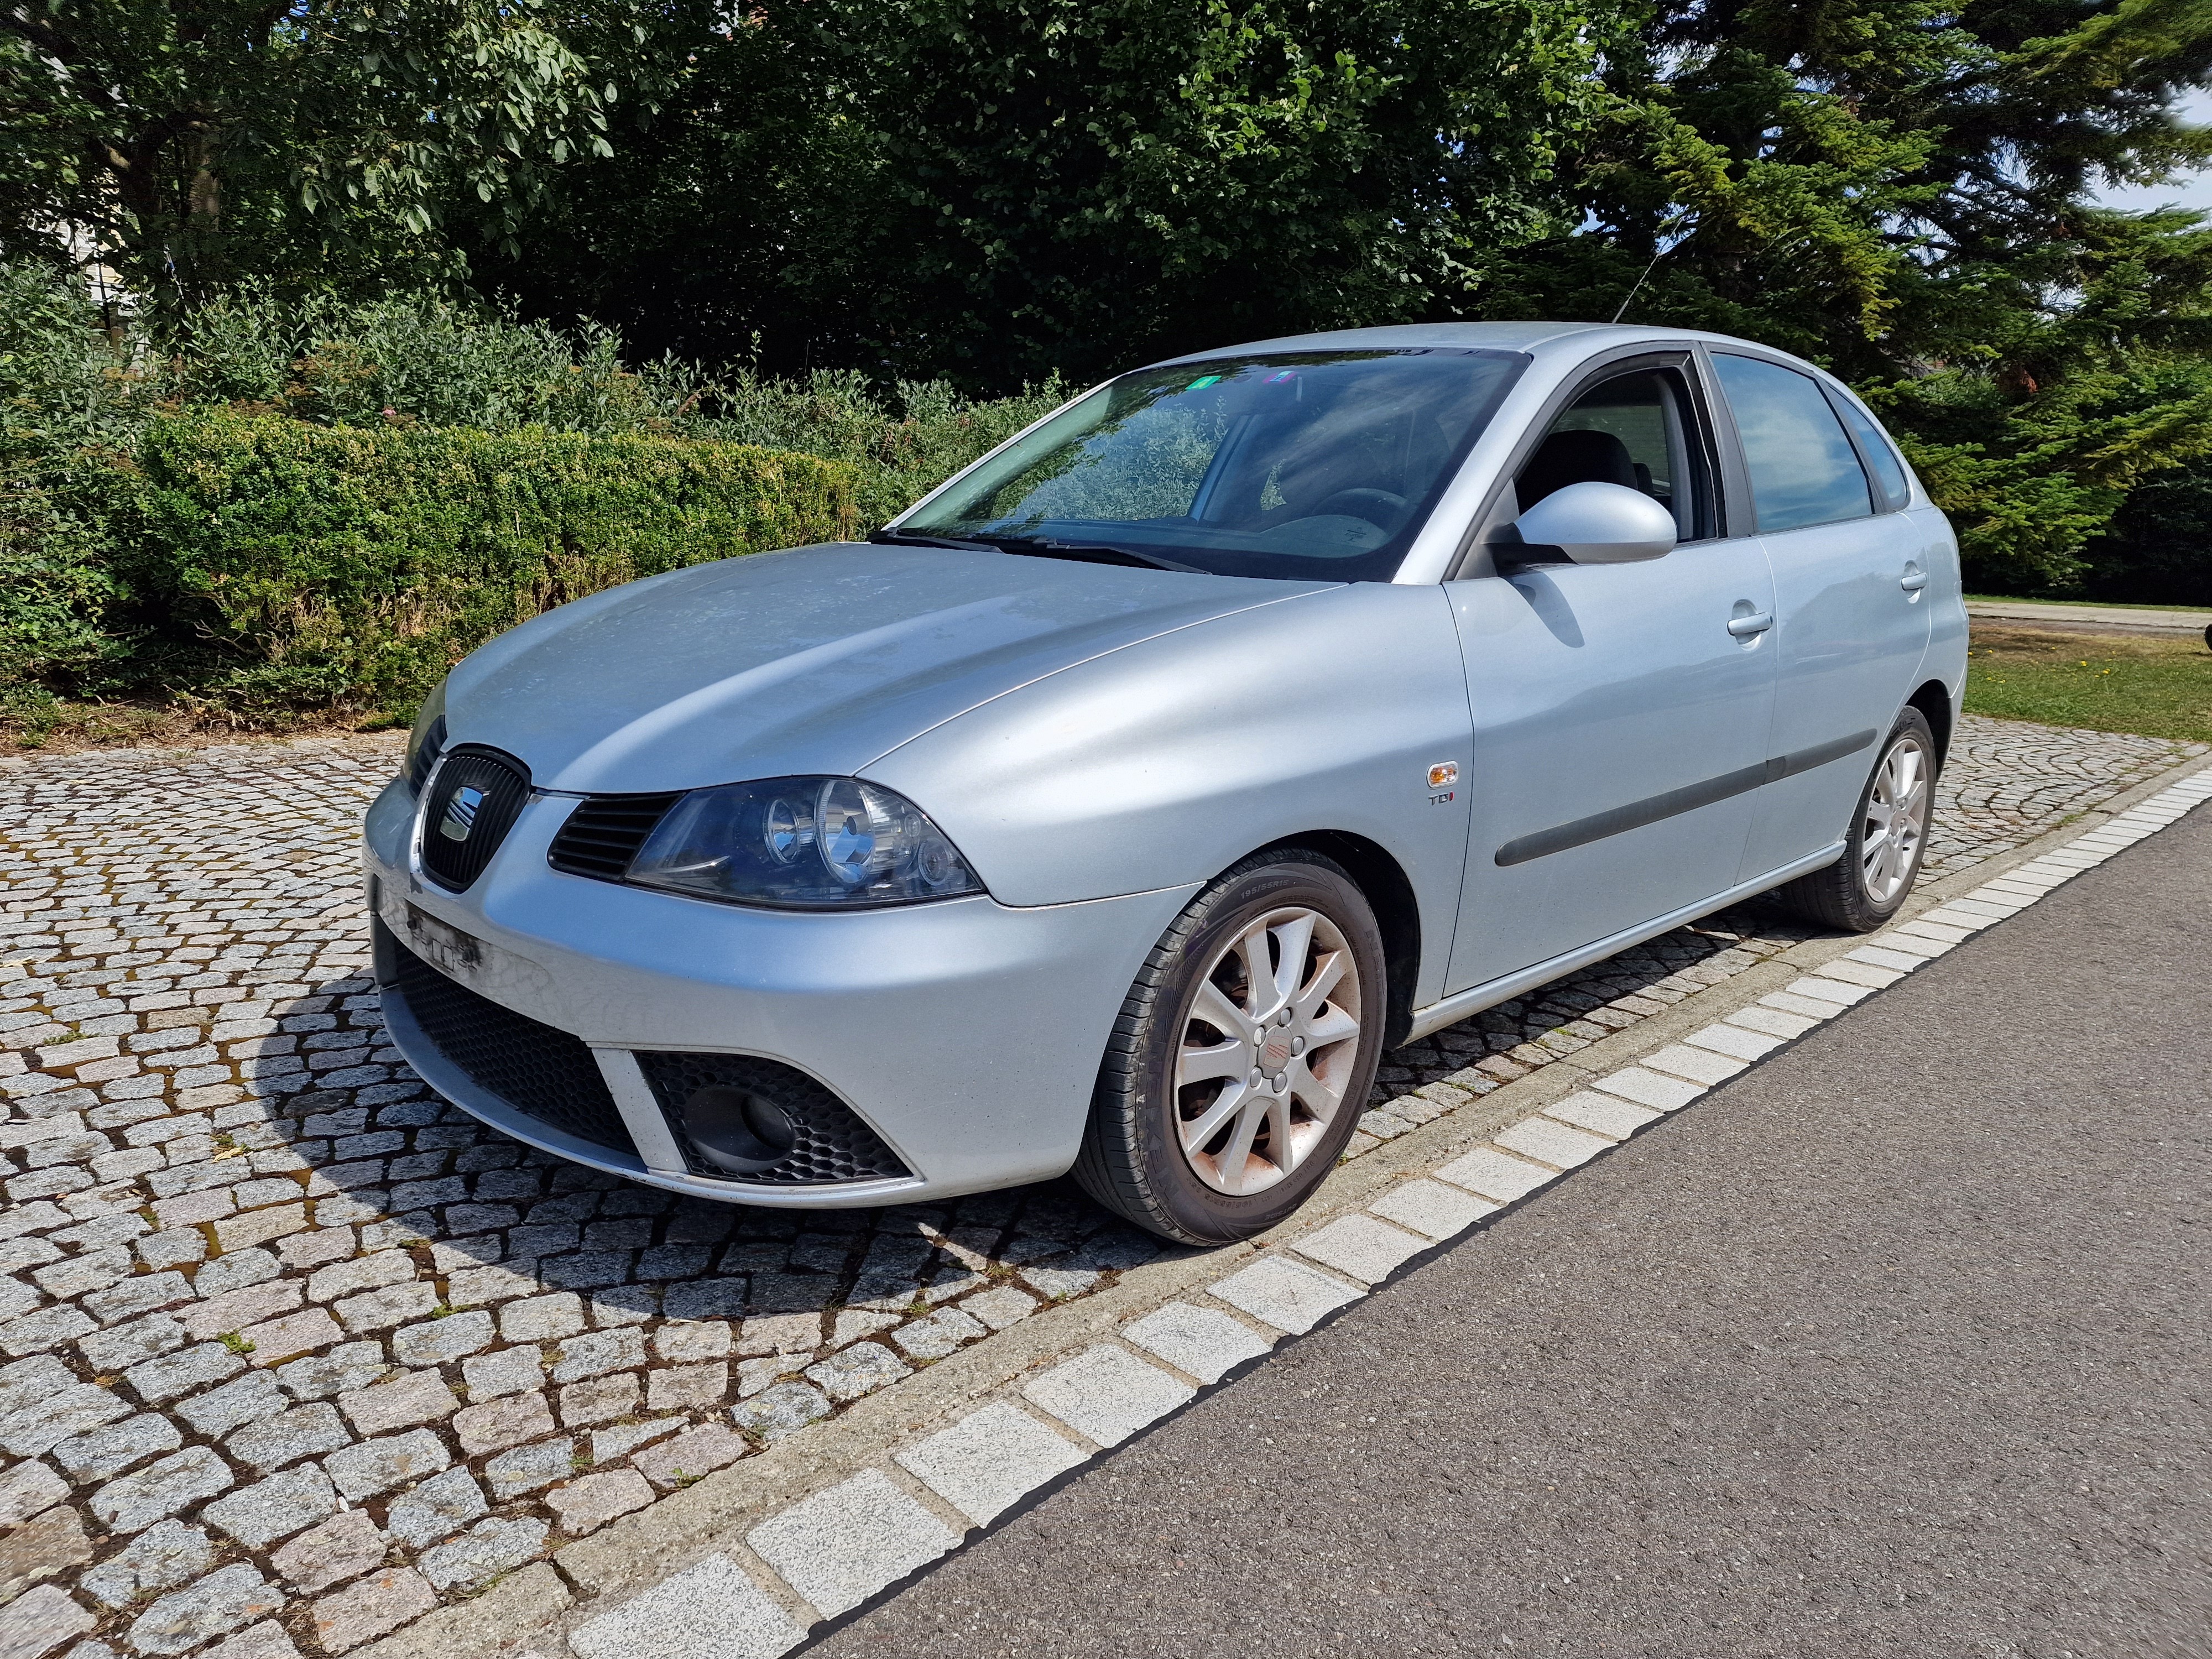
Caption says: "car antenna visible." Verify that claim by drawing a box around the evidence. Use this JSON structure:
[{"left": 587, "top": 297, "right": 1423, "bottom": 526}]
[{"left": 1610, "top": 215, "right": 1684, "bottom": 325}]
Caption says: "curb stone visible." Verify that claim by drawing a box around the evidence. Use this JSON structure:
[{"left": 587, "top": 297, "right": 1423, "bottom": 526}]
[{"left": 370, "top": 744, "right": 2212, "bottom": 1659}]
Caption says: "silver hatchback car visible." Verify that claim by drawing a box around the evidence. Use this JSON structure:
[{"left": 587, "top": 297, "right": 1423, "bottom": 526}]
[{"left": 365, "top": 322, "right": 1965, "bottom": 1244}]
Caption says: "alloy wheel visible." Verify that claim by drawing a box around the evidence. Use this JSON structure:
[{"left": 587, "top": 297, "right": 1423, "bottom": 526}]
[
  {"left": 1860, "top": 733, "right": 1930, "bottom": 905},
  {"left": 1173, "top": 905, "right": 1363, "bottom": 1196}
]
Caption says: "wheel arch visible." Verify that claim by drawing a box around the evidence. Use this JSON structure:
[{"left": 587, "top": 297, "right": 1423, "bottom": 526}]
[
  {"left": 1907, "top": 679, "right": 1954, "bottom": 771},
  {"left": 1255, "top": 830, "right": 1422, "bottom": 1050}
]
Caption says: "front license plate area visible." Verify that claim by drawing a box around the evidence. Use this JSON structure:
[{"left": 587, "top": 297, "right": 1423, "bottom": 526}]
[{"left": 405, "top": 904, "right": 484, "bottom": 978}]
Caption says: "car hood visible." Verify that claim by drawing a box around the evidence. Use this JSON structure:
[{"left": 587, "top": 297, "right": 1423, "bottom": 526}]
[{"left": 446, "top": 541, "right": 1332, "bottom": 794}]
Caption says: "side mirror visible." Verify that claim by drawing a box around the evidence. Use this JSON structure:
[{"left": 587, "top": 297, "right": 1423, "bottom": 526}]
[{"left": 1511, "top": 481, "right": 1677, "bottom": 564}]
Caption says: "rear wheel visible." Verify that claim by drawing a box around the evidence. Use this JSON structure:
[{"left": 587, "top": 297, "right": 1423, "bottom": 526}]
[
  {"left": 1074, "top": 852, "right": 1386, "bottom": 1245},
  {"left": 1776, "top": 708, "right": 1936, "bottom": 931}
]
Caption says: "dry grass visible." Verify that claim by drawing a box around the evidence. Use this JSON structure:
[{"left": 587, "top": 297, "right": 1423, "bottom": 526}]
[
  {"left": 0, "top": 697, "right": 398, "bottom": 755},
  {"left": 1965, "top": 624, "right": 2212, "bottom": 743}
]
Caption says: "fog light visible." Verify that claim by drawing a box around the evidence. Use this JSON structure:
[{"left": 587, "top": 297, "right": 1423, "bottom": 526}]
[{"left": 681, "top": 1086, "right": 799, "bottom": 1175}]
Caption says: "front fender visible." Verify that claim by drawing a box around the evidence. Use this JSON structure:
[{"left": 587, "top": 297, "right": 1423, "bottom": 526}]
[{"left": 864, "top": 582, "right": 1474, "bottom": 1006}]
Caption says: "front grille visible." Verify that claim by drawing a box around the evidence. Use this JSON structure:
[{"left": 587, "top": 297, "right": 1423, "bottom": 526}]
[
  {"left": 635, "top": 1051, "right": 911, "bottom": 1185},
  {"left": 420, "top": 747, "right": 531, "bottom": 891},
  {"left": 377, "top": 921, "right": 635, "bottom": 1155},
  {"left": 547, "top": 792, "right": 682, "bottom": 881}
]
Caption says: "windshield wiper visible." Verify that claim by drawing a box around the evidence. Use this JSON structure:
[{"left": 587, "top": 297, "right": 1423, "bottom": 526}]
[
  {"left": 868, "top": 529, "right": 1001, "bottom": 552},
  {"left": 973, "top": 534, "right": 1205, "bottom": 575}
]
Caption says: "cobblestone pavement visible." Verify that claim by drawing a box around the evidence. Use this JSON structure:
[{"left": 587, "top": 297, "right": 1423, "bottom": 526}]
[{"left": 0, "top": 713, "right": 2194, "bottom": 1659}]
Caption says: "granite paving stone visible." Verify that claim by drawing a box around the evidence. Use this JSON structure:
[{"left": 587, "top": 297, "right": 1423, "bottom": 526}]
[
  {"left": 380, "top": 1468, "right": 487, "bottom": 1550},
  {"left": 0, "top": 1583, "right": 95, "bottom": 1659},
  {"left": 1366, "top": 1179, "right": 1497, "bottom": 1243},
  {"left": 91, "top": 1448, "right": 232, "bottom": 1532},
  {"left": 747, "top": 1470, "right": 961, "bottom": 1619},
  {"left": 269, "top": 1511, "right": 385, "bottom": 1595},
  {"left": 482, "top": 1441, "right": 573, "bottom": 1500},
  {"left": 0, "top": 1506, "right": 91, "bottom": 1597},
  {"left": 1021, "top": 1346, "right": 1196, "bottom": 1447},
  {"left": 1121, "top": 1302, "right": 1274, "bottom": 1384},
  {"left": 124, "top": 1563, "right": 280, "bottom": 1657},
  {"left": 416, "top": 1517, "right": 547, "bottom": 1589},
  {"left": 306, "top": 1568, "right": 435, "bottom": 1655},
  {"left": 322, "top": 1430, "right": 448, "bottom": 1501},
  {"left": 1207, "top": 1258, "right": 1364, "bottom": 1336},
  {"left": 566, "top": 1553, "right": 805, "bottom": 1659},
  {"left": 200, "top": 1466, "right": 340, "bottom": 1550},
  {"left": 1288, "top": 1215, "right": 1430, "bottom": 1286},
  {"left": 76, "top": 1522, "right": 211, "bottom": 1609},
  {"left": 630, "top": 1424, "right": 750, "bottom": 1489}
]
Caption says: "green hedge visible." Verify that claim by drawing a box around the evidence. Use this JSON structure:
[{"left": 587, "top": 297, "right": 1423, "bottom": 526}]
[{"left": 39, "top": 414, "right": 854, "bottom": 718}]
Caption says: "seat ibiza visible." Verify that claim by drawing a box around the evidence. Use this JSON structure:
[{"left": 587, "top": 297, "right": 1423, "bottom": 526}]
[{"left": 364, "top": 322, "right": 1965, "bottom": 1244}]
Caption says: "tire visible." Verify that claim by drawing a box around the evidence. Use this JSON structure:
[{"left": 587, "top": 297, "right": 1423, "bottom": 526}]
[
  {"left": 1073, "top": 851, "right": 1388, "bottom": 1245},
  {"left": 1775, "top": 708, "right": 1937, "bottom": 931}
]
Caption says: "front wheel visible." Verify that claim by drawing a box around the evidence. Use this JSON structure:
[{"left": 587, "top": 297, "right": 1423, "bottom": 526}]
[
  {"left": 1776, "top": 708, "right": 1936, "bottom": 931},
  {"left": 1073, "top": 852, "right": 1387, "bottom": 1245}
]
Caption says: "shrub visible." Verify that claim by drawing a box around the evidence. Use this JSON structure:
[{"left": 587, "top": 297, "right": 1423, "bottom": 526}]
[{"left": 111, "top": 414, "right": 855, "bottom": 717}]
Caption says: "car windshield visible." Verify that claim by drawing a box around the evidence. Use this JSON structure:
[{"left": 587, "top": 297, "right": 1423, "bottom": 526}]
[{"left": 893, "top": 348, "right": 1529, "bottom": 581}]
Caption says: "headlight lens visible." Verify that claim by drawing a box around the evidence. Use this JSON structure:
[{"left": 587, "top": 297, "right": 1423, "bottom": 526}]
[
  {"left": 627, "top": 776, "right": 983, "bottom": 908},
  {"left": 404, "top": 679, "right": 449, "bottom": 795}
]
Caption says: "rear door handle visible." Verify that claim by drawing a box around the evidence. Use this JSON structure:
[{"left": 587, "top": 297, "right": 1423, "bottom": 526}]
[
  {"left": 1727, "top": 611, "right": 1775, "bottom": 638},
  {"left": 1900, "top": 564, "right": 1929, "bottom": 592}
]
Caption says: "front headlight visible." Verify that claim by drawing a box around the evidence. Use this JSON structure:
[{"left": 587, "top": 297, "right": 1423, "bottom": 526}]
[
  {"left": 403, "top": 678, "right": 449, "bottom": 795},
  {"left": 627, "top": 776, "right": 983, "bottom": 909}
]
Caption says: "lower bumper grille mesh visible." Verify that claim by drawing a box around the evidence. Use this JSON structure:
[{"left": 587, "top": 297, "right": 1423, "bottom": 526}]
[
  {"left": 635, "top": 1051, "right": 911, "bottom": 1185},
  {"left": 377, "top": 921, "right": 635, "bottom": 1156}
]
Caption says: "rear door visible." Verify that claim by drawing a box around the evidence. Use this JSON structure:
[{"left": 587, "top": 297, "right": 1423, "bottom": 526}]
[
  {"left": 1444, "top": 351, "right": 1779, "bottom": 993},
  {"left": 1707, "top": 351, "right": 1933, "bottom": 881}
]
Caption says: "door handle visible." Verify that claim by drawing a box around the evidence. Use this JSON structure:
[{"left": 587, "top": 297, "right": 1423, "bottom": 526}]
[
  {"left": 1900, "top": 564, "right": 1929, "bottom": 592},
  {"left": 1727, "top": 611, "right": 1775, "bottom": 638}
]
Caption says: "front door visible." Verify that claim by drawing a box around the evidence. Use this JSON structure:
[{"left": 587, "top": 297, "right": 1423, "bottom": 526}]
[
  {"left": 1446, "top": 362, "right": 1780, "bottom": 994},
  {"left": 1707, "top": 352, "right": 1934, "bottom": 881}
]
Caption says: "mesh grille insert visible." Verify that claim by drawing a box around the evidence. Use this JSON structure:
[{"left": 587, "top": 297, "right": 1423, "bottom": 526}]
[
  {"left": 420, "top": 747, "right": 531, "bottom": 891},
  {"left": 547, "top": 792, "right": 682, "bottom": 881},
  {"left": 635, "top": 1051, "right": 911, "bottom": 1185},
  {"left": 379, "top": 923, "right": 635, "bottom": 1155}
]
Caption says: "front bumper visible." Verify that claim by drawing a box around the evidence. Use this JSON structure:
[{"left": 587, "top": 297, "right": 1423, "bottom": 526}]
[{"left": 364, "top": 776, "right": 1195, "bottom": 1207}]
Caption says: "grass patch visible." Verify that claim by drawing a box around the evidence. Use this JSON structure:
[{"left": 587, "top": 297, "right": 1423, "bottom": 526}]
[
  {"left": 1967, "top": 593, "right": 2212, "bottom": 613},
  {"left": 1965, "top": 624, "right": 2212, "bottom": 742}
]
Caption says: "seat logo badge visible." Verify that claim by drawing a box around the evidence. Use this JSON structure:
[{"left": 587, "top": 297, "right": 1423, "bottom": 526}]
[{"left": 439, "top": 785, "right": 485, "bottom": 843}]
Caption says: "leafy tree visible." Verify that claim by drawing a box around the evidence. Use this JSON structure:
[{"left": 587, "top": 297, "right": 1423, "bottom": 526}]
[
  {"left": 1479, "top": 1, "right": 2212, "bottom": 592},
  {"left": 476, "top": 0, "right": 1615, "bottom": 385},
  {"left": 0, "top": 0, "right": 682, "bottom": 316}
]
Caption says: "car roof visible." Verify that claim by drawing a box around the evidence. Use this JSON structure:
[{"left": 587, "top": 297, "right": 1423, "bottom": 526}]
[{"left": 1146, "top": 321, "right": 1796, "bottom": 370}]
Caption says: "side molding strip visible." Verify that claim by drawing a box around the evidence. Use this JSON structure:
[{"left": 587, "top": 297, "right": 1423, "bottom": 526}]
[{"left": 1495, "top": 728, "right": 1877, "bottom": 867}]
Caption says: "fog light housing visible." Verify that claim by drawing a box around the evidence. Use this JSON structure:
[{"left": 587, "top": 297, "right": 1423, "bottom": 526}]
[{"left": 681, "top": 1086, "right": 799, "bottom": 1175}]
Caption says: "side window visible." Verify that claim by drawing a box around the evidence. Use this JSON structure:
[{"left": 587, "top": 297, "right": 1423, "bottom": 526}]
[
  {"left": 1710, "top": 353, "right": 1872, "bottom": 533},
  {"left": 1514, "top": 368, "right": 1709, "bottom": 540},
  {"left": 1825, "top": 388, "right": 1911, "bottom": 512}
]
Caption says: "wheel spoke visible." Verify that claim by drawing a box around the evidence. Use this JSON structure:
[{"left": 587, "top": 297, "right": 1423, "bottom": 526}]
[
  {"left": 1303, "top": 1003, "right": 1359, "bottom": 1049},
  {"left": 1286, "top": 1056, "right": 1344, "bottom": 1123},
  {"left": 1268, "top": 911, "right": 1315, "bottom": 1008},
  {"left": 1179, "top": 1081, "right": 1249, "bottom": 1156},
  {"left": 1176, "top": 1038, "right": 1247, "bottom": 1088},
  {"left": 1234, "top": 921, "right": 1281, "bottom": 1022},
  {"left": 1211, "top": 1095, "right": 1267, "bottom": 1191},
  {"left": 1292, "top": 949, "right": 1347, "bottom": 1022},
  {"left": 1191, "top": 979, "right": 1256, "bottom": 1045}
]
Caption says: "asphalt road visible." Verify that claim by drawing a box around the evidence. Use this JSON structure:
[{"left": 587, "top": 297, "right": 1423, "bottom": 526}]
[{"left": 813, "top": 801, "right": 2212, "bottom": 1658}]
